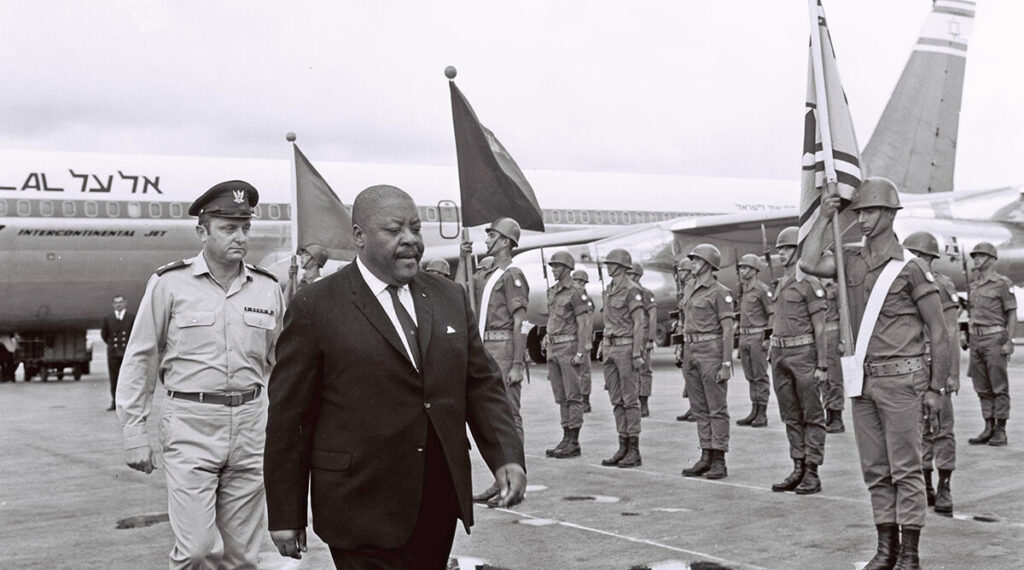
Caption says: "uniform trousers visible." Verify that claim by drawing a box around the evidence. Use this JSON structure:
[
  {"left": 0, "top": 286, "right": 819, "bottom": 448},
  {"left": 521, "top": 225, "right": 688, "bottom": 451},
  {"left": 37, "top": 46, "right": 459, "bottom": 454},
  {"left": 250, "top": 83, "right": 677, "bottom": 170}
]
[
  {"left": 921, "top": 393, "right": 956, "bottom": 471},
  {"left": 682, "top": 339, "right": 729, "bottom": 451},
  {"left": 602, "top": 344, "right": 641, "bottom": 436},
  {"left": 823, "top": 327, "right": 845, "bottom": 411},
  {"left": 738, "top": 333, "right": 770, "bottom": 405},
  {"left": 547, "top": 342, "right": 584, "bottom": 429},
  {"left": 484, "top": 339, "right": 523, "bottom": 443},
  {"left": 107, "top": 354, "right": 124, "bottom": 402},
  {"left": 639, "top": 346, "right": 654, "bottom": 397},
  {"left": 580, "top": 357, "right": 592, "bottom": 397},
  {"left": 770, "top": 344, "right": 826, "bottom": 464},
  {"left": 159, "top": 397, "right": 266, "bottom": 569},
  {"left": 969, "top": 332, "right": 1011, "bottom": 419},
  {"left": 852, "top": 368, "right": 928, "bottom": 527}
]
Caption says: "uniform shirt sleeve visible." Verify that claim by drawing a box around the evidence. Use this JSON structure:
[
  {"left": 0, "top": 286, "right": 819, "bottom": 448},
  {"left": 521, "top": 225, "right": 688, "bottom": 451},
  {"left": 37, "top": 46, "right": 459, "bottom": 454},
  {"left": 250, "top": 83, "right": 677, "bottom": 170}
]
[
  {"left": 503, "top": 268, "right": 530, "bottom": 315},
  {"left": 1001, "top": 277, "right": 1017, "bottom": 312},
  {"left": 804, "top": 279, "right": 828, "bottom": 315},
  {"left": 759, "top": 286, "right": 775, "bottom": 318},
  {"left": 626, "top": 285, "right": 645, "bottom": 314},
  {"left": 572, "top": 288, "right": 593, "bottom": 316},
  {"left": 905, "top": 259, "right": 940, "bottom": 303},
  {"left": 266, "top": 283, "right": 286, "bottom": 369},
  {"left": 115, "top": 274, "right": 170, "bottom": 451},
  {"left": 713, "top": 286, "right": 735, "bottom": 321}
]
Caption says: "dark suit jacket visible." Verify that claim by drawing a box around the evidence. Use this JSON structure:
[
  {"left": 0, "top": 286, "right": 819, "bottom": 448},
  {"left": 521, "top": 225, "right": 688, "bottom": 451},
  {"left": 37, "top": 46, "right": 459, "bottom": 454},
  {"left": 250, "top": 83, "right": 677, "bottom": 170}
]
[
  {"left": 265, "top": 262, "right": 524, "bottom": 549},
  {"left": 100, "top": 311, "right": 135, "bottom": 358}
]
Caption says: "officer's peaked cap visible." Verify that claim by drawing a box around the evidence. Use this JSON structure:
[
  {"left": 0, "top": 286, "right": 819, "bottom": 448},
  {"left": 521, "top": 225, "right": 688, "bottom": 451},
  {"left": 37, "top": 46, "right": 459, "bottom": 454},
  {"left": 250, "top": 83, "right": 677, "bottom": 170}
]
[{"left": 189, "top": 180, "right": 260, "bottom": 218}]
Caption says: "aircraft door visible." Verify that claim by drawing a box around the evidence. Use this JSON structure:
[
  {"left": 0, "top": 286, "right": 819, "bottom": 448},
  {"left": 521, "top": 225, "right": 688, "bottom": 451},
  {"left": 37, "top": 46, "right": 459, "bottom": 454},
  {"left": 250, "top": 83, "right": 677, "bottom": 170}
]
[{"left": 437, "top": 200, "right": 460, "bottom": 240}]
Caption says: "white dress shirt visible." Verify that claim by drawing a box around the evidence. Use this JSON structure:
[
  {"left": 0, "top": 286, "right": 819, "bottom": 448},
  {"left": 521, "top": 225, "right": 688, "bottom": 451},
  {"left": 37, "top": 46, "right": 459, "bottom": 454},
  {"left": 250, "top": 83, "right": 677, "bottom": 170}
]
[
  {"left": 115, "top": 309, "right": 125, "bottom": 321},
  {"left": 355, "top": 257, "right": 419, "bottom": 368}
]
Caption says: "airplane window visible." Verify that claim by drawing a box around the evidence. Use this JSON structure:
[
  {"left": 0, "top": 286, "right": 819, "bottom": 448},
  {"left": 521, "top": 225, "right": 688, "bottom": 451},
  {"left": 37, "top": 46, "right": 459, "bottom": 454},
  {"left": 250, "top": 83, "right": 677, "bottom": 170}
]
[
  {"left": 169, "top": 202, "right": 183, "bottom": 218},
  {"left": 251, "top": 205, "right": 261, "bottom": 218},
  {"left": 608, "top": 211, "right": 617, "bottom": 224},
  {"left": 106, "top": 202, "right": 120, "bottom": 217},
  {"left": 425, "top": 207, "right": 438, "bottom": 222},
  {"left": 552, "top": 210, "right": 561, "bottom": 223},
  {"left": 127, "top": 202, "right": 142, "bottom": 218},
  {"left": 63, "top": 201, "right": 77, "bottom": 216},
  {"left": 149, "top": 202, "right": 162, "bottom": 218},
  {"left": 0, "top": 200, "right": 7, "bottom": 216},
  {"left": 595, "top": 211, "right": 604, "bottom": 224},
  {"left": 580, "top": 210, "right": 591, "bottom": 224},
  {"left": 268, "top": 204, "right": 281, "bottom": 220},
  {"left": 566, "top": 210, "right": 576, "bottom": 223},
  {"left": 622, "top": 211, "right": 632, "bottom": 224},
  {"left": 85, "top": 201, "right": 99, "bottom": 218},
  {"left": 40, "top": 200, "right": 54, "bottom": 216},
  {"left": 17, "top": 200, "right": 31, "bottom": 216}
]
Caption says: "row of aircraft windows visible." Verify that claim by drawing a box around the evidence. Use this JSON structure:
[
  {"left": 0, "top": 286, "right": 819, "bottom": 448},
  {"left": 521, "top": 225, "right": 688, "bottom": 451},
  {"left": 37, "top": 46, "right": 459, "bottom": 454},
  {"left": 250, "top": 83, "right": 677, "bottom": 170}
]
[{"left": 0, "top": 199, "right": 684, "bottom": 225}]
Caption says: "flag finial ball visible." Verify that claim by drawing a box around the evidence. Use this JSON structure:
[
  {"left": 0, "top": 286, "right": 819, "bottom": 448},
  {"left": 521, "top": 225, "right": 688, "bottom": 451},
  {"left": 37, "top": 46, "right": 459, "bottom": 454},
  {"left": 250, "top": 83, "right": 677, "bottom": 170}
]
[
  {"left": 444, "top": 66, "right": 457, "bottom": 80},
  {"left": 285, "top": 132, "right": 296, "bottom": 142}
]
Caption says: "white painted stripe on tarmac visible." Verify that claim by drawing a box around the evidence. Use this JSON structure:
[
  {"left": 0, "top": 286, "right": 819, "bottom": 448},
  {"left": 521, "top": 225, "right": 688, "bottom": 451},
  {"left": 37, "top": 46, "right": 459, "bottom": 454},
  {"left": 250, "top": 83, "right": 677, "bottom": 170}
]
[{"left": 483, "top": 505, "right": 769, "bottom": 570}]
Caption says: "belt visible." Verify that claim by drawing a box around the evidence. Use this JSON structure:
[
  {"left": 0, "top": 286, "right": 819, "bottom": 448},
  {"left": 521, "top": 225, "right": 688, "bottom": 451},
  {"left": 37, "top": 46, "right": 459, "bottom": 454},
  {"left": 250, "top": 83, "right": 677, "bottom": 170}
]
[
  {"left": 548, "top": 333, "right": 576, "bottom": 344},
  {"left": 167, "top": 387, "right": 261, "bottom": 407},
  {"left": 770, "top": 334, "right": 814, "bottom": 348},
  {"left": 683, "top": 332, "right": 722, "bottom": 343},
  {"left": 970, "top": 325, "right": 1005, "bottom": 337},
  {"left": 865, "top": 356, "right": 926, "bottom": 377},
  {"left": 824, "top": 321, "right": 840, "bottom": 333},
  {"left": 483, "top": 330, "right": 513, "bottom": 341},
  {"left": 738, "top": 327, "right": 765, "bottom": 336},
  {"left": 605, "top": 336, "right": 634, "bottom": 347}
]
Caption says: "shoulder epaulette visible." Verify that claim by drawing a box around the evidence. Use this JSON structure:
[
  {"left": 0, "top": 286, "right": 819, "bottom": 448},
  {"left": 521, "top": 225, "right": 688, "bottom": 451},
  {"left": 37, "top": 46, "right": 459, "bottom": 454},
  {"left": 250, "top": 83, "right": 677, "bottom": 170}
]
[
  {"left": 247, "top": 263, "right": 279, "bottom": 282},
  {"left": 155, "top": 259, "right": 189, "bottom": 276}
]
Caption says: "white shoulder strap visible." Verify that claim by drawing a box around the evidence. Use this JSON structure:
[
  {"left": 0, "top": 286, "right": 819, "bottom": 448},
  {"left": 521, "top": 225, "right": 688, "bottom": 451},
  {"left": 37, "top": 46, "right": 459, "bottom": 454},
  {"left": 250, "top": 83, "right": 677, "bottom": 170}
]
[
  {"left": 477, "top": 266, "right": 507, "bottom": 337},
  {"left": 840, "top": 249, "right": 913, "bottom": 398}
]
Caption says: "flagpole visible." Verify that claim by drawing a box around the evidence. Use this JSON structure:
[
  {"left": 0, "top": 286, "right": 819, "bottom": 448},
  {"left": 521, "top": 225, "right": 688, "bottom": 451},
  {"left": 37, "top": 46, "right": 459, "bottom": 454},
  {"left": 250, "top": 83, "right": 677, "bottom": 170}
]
[
  {"left": 460, "top": 228, "right": 477, "bottom": 314},
  {"left": 808, "top": 0, "right": 854, "bottom": 355},
  {"left": 286, "top": 132, "right": 300, "bottom": 302}
]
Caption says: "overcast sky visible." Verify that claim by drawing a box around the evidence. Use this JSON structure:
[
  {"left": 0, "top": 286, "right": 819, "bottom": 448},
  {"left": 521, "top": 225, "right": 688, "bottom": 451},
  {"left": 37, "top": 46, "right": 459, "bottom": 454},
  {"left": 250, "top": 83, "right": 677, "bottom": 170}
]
[{"left": 1, "top": 0, "right": 1020, "bottom": 191}]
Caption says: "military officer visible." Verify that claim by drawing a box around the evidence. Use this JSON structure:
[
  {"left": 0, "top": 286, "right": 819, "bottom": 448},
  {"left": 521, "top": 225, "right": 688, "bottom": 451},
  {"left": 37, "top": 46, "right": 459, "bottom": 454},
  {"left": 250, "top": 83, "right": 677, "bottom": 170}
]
[
  {"left": 544, "top": 252, "right": 594, "bottom": 458},
  {"left": 423, "top": 257, "right": 452, "bottom": 279},
  {"left": 965, "top": 241, "right": 1016, "bottom": 447},
  {"left": 679, "top": 244, "right": 735, "bottom": 480},
  {"left": 597, "top": 248, "right": 646, "bottom": 468},
  {"left": 116, "top": 180, "right": 285, "bottom": 569},
  {"left": 735, "top": 253, "right": 773, "bottom": 428},
  {"left": 904, "top": 231, "right": 960, "bottom": 515},
  {"left": 802, "top": 177, "right": 949, "bottom": 570},
  {"left": 572, "top": 269, "right": 596, "bottom": 413},
  {"left": 465, "top": 217, "right": 530, "bottom": 503},
  {"left": 101, "top": 294, "right": 135, "bottom": 411},
  {"left": 768, "top": 227, "right": 828, "bottom": 495},
  {"left": 626, "top": 263, "right": 658, "bottom": 417},
  {"left": 674, "top": 257, "right": 698, "bottom": 422},
  {"left": 822, "top": 278, "right": 847, "bottom": 433}
]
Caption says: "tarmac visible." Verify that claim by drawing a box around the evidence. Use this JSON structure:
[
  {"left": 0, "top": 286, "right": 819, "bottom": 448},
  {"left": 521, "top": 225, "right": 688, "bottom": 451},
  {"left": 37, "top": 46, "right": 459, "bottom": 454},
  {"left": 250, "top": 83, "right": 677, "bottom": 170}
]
[{"left": 1, "top": 347, "right": 1022, "bottom": 569}]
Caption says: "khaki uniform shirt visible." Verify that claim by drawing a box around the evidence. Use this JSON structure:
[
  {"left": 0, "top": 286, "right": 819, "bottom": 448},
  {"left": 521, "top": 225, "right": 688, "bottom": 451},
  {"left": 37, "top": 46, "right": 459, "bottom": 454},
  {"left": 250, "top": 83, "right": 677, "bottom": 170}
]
[
  {"left": 117, "top": 253, "right": 285, "bottom": 450},
  {"left": 636, "top": 282, "right": 656, "bottom": 336},
  {"left": 968, "top": 272, "right": 1016, "bottom": 327},
  {"left": 739, "top": 280, "right": 774, "bottom": 329},
  {"left": 772, "top": 274, "right": 826, "bottom": 337},
  {"left": 681, "top": 274, "right": 734, "bottom": 335},
  {"left": 474, "top": 265, "right": 530, "bottom": 331},
  {"left": 547, "top": 282, "right": 593, "bottom": 338},
  {"left": 824, "top": 280, "right": 840, "bottom": 323},
  {"left": 603, "top": 277, "right": 645, "bottom": 339}
]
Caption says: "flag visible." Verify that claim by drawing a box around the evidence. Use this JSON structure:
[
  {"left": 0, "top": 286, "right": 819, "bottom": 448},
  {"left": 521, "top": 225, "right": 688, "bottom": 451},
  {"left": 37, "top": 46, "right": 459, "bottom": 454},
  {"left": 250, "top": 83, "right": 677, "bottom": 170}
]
[
  {"left": 798, "top": 0, "right": 862, "bottom": 250},
  {"left": 293, "top": 144, "right": 356, "bottom": 261},
  {"left": 449, "top": 80, "right": 545, "bottom": 231}
]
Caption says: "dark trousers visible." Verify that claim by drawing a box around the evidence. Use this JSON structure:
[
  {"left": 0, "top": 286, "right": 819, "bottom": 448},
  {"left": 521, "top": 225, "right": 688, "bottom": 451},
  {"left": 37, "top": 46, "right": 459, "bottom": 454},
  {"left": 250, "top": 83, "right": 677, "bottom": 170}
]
[
  {"left": 107, "top": 355, "right": 123, "bottom": 401},
  {"left": 969, "top": 332, "right": 1010, "bottom": 419},
  {"left": 770, "top": 344, "right": 826, "bottom": 465},
  {"left": 329, "top": 425, "right": 458, "bottom": 570}
]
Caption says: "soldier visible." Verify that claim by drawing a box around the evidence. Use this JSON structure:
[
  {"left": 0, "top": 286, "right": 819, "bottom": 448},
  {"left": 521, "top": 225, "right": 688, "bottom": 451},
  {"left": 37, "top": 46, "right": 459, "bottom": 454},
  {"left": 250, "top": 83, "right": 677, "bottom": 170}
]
[
  {"left": 116, "top": 181, "right": 285, "bottom": 568},
  {"left": 679, "top": 244, "right": 735, "bottom": 480},
  {"left": 802, "top": 177, "right": 949, "bottom": 570},
  {"left": 626, "top": 263, "right": 658, "bottom": 418},
  {"left": 572, "top": 269, "right": 596, "bottom": 413},
  {"left": 768, "top": 227, "right": 828, "bottom": 495},
  {"left": 674, "top": 257, "right": 698, "bottom": 422},
  {"left": 964, "top": 241, "right": 1016, "bottom": 447},
  {"left": 904, "top": 231, "right": 959, "bottom": 514},
  {"left": 423, "top": 257, "right": 452, "bottom": 279},
  {"left": 544, "top": 252, "right": 594, "bottom": 458},
  {"left": 597, "top": 248, "right": 646, "bottom": 468},
  {"left": 295, "top": 244, "right": 327, "bottom": 290},
  {"left": 735, "top": 253, "right": 773, "bottom": 428},
  {"left": 101, "top": 294, "right": 135, "bottom": 411},
  {"left": 465, "top": 217, "right": 530, "bottom": 503},
  {"left": 822, "top": 277, "right": 847, "bottom": 433}
]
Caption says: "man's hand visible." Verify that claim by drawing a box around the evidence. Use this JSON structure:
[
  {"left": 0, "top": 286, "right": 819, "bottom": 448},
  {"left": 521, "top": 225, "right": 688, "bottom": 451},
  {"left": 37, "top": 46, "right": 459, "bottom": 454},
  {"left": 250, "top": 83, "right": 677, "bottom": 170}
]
[
  {"left": 489, "top": 463, "right": 527, "bottom": 508},
  {"left": 716, "top": 364, "right": 731, "bottom": 382},
  {"left": 596, "top": 342, "right": 605, "bottom": 361},
  {"left": 922, "top": 390, "right": 943, "bottom": 434},
  {"left": 571, "top": 352, "right": 583, "bottom": 367},
  {"left": 673, "top": 345, "right": 683, "bottom": 368},
  {"left": 541, "top": 335, "right": 550, "bottom": 353},
  {"left": 819, "top": 191, "right": 841, "bottom": 219},
  {"left": 126, "top": 446, "right": 155, "bottom": 474},
  {"left": 631, "top": 355, "right": 644, "bottom": 371},
  {"left": 459, "top": 242, "right": 473, "bottom": 257},
  {"left": 813, "top": 367, "right": 828, "bottom": 385},
  {"left": 271, "top": 529, "right": 307, "bottom": 559},
  {"left": 508, "top": 363, "right": 525, "bottom": 384},
  {"left": 1001, "top": 340, "right": 1014, "bottom": 357},
  {"left": 958, "top": 331, "right": 969, "bottom": 351}
]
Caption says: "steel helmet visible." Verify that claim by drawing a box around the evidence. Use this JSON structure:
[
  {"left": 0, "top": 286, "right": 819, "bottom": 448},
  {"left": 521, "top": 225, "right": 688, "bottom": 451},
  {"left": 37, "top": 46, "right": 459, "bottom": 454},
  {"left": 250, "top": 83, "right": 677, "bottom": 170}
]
[
  {"left": 424, "top": 258, "right": 451, "bottom": 274},
  {"left": 738, "top": 253, "right": 762, "bottom": 271},
  {"left": 902, "top": 231, "right": 940, "bottom": 259},
  {"left": 776, "top": 226, "right": 799, "bottom": 249},
  {"left": 571, "top": 269, "right": 589, "bottom": 283},
  {"left": 675, "top": 258, "right": 695, "bottom": 273},
  {"left": 300, "top": 244, "right": 328, "bottom": 268},
  {"left": 627, "top": 262, "right": 645, "bottom": 277},
  {"left": 851, "top": 177, "right": 902, "bottom": 211},
  {"left": 603, "top": 248, "right": 633, "bottom": 268},
  {"left": 486, "top": 217, "right": 522, "bottom": 246},
  {"left": 688, "top": 243, "right": 722, "bottom": 270},
  {"left": 547, "top": 251, "right": 576, "bottom": 269},
  {"left": 970, "top": 242, "right": 998, "bottom": 260}
]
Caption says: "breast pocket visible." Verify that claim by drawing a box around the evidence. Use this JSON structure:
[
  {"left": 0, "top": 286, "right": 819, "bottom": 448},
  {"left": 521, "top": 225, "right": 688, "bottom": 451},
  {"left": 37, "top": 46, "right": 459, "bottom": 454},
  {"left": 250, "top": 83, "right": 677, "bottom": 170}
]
[
  {"left": 242, "top": 312, "right": 275, "bottom": 358},
  {"left": 172, "top": 310, "right": 216, "bottom": 355}
]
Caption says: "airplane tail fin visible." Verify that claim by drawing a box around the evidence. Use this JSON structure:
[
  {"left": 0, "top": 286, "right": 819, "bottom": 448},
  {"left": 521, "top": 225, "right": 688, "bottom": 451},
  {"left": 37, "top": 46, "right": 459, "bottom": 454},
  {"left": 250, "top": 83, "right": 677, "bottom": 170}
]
[{"left": 861, "top": 0, "right": 976, "bottom": 193}]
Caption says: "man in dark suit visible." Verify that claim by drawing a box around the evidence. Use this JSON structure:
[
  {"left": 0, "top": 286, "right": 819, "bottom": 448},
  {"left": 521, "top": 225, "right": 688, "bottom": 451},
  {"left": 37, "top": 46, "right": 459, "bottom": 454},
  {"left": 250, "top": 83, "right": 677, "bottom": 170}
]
[
  {"left": 265, "top": 185, "right": 527, "bottom": 569},
  {"left": 100, "top": 294, "right": 134, "bottom": 411}
]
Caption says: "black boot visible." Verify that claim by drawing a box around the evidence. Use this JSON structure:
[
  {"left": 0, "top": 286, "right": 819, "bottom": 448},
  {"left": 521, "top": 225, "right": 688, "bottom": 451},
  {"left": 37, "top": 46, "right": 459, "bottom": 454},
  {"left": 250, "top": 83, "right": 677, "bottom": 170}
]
[
  {"left": 826, "top": 409, "right": 846, "bottom": 433},
  {"left": 863, "top": 524, "right": 900, "bottom": 570},
  {"left": 934, "top": 469, "right": 953, "bottom": 515},
  {"left": 617, "top": 436, "right": 642, "bottom": 468},
  {"left": 676, "top": 408, "right": 694, "bottom": 422},
  {"left": 968, "top": 418, "right": 994, "bottom": 445},
  {"left": 751, "top": 403, "right": 768, "bottom": 427},
  {"left": 772, "top": 458, "right": 805, "bottom": 492},
  {"left": 923, "top": 469, "right": 935, "bottom": 506},
  {"left": 704, "top": 449, "right": 728, "bottom": 479},
  {"left": 552, "top": 427, "right": 581, "bottom": 458},
  {"left": 794, "top": 461, "right": 821, "bottom": 495},
  {"left": 988, "top": 419, "right": 1008, "bottom": 446},
  {"left": 640, "top": 396, "right": 650, "bottom": 418},
  {"left": 546, "top": 427, "right": 570, "bottom": 457},
  {"left": 601, "top": 436, "right": 629, "bottom": 466},
  {"left": 892, "top": 525, "right": 921, "bottom": 570},
  {"left": 681, "top": 449, "right": 712, "bottom": 477},
  {"left": 736, "top": 403, "right": 757, "bottom": 426},
  {"left": 583, "top": 394, "right": 592, "bottom": 413}
]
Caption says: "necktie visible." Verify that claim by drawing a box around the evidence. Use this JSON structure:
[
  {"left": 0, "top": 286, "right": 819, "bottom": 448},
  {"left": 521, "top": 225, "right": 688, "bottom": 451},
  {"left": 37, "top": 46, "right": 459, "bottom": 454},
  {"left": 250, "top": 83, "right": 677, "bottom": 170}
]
[{"left": 387, "top": 285, "right": 421, "bottom": 370}]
